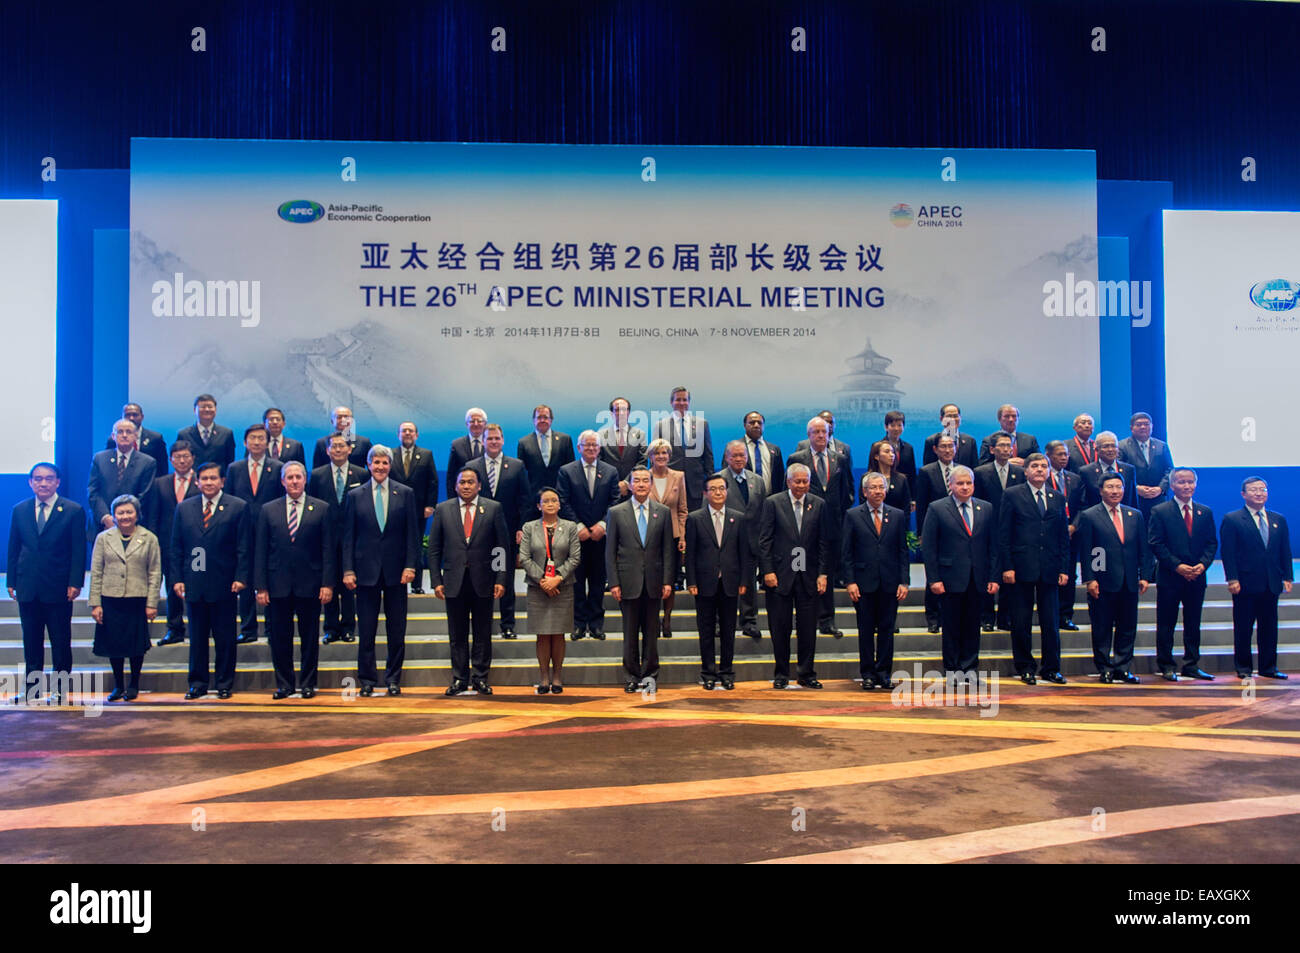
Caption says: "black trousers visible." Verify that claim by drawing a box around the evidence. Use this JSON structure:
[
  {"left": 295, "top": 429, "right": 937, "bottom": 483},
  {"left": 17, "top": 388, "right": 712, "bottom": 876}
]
[
  {"left": 1060, "top": 533, "right": 1080, "bottom": 622},
  {"left": 187, "top": 596, "right": 238, "bottom": 691},
  {"left": 18, "top": 599, "right": 74, "bottom": 678},
  {"left": 237, "top": 586, "right": 265, "bottom": 637},
  {"left": 268, "top": 595, "right": 322, "bottom": 691},
  {"left": 982, "top": 585, "right": 1013, "bottom": 628},
  {"left": 1232, "top": 589, "right": 1279, "bottom": 674},
  {"left": 1010, "top": 578, "right": 1061, "bottom": 675},
  {"left": 924, "top": 588, "right": 941, "bottom": 628},
  {"left": 323, "top": 542, "right": 355, "bottom": 635},
  {"left": 853, "top": 587, "right": 898, "bottom": 681},
  {"left": 496, "top": 546, "right": 518, "bottom": 629},
  {"left": 695, "top": 591, "right": 738, "bottom": 679},
  {"left": 940, "top": 583, "right": 983, "bottom": 673},
  {"left": 765, "top": 585, "right": 817, "bottom": 680},
  {"left": 1088, "top": 585, "right": 1139, "bottom": 673},
  {"left": 162, "top": 570, "right": 186, "bottom": 636},
  {"left": 1155, "top": 576, "right": 1206, "bottom": 671},
  {"left": 447, "top": 588, "right": 494, "bottom": 684},
  {"left": 572, "top": 537, "right": 607, "bottom": 631},
  {"left": 355, "top": 581, "right": 408, "bottom": 687},
  {"left": 620, "top": 594, "right": 662, "bottom": 681},
  {"left": 737, "top": 564, "right": 760, "bottom": 629}
]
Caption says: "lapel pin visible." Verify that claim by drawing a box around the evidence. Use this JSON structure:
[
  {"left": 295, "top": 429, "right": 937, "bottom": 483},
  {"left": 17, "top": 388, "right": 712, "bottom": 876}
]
[
  {"left": 218, "top": 505, "right": 224, "bottom": 511},
  {"left": 57, "top": 505, "right": 63, "bottom": 512},
  {"left": 308, "top": 505, "right": 314, "bottom": 511}
]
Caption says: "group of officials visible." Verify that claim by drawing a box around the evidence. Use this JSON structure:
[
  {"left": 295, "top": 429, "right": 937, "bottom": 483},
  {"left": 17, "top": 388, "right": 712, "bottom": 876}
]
[{"left": 6, "top": 393, "right": 1293, "bottom": 703}]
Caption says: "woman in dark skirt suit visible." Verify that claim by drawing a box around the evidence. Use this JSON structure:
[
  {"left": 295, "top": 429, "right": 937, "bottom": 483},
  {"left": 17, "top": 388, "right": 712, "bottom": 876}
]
[
  {"left": 861, "top": 439, "right": 912, "bottom": 514},
  {"left": 89, "top": 494, "right": 162, "bottom": 700},
  {"left": 518, "top": 487, "right": 582, "bottom": 694}
]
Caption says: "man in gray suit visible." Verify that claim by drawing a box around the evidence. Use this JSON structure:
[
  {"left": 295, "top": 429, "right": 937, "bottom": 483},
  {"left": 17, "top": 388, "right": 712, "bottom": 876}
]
[
  {"left": 719, "top": 439, "right": 766, "bottom": 639},
  {"left": 606, "top": 467, "right": 676, "bottom": 693}
]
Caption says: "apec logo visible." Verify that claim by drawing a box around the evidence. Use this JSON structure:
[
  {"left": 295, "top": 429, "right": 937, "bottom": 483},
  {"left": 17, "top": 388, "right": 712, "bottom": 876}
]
[
  {"left": 890, "top": 202, "right": 962, "bottom": 229},
  {"left": 889, "top": 203, "right": 914, "bottom": 228},
  {"left": 1249, "top": 278, "right": 1299, "bottom": 312},
  {"left": 277, "top": 200, "right": 325, "bottom": 224}
]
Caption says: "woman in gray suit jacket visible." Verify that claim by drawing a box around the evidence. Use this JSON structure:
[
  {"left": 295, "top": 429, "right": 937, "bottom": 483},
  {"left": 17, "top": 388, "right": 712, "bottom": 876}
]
[
  {"left": 89, "top": 494, "right": 162, "bottom": 700},
  {"left": 518, "top": 487, "right": 582, "bottom": 693}
]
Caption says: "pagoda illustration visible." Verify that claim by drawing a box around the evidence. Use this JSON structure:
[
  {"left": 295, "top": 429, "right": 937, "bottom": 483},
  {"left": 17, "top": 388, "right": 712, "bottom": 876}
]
[{"left": 834, "top": 337, "right": 905, "bottom": 425}]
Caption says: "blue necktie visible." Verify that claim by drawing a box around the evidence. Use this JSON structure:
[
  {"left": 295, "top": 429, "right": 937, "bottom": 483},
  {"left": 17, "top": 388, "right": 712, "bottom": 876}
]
[
  {"left": 753, "top": 442, "right": 763, "bottom": 476},
  {"left": 678, "top": 417, "right": 686, "bottom": 448},
  {"left": 37, "top": 502, "right": 47, "bottom": 534},
  {"left": 1257, "top": 510, "right": 1269, "bottom": 546},
  {"left": 335, "top": 468, "right": 345, "bottom": 503},
  {"left": 637, "top": 504, "right": 647, "bottom": 545},
  {"left": 375, "top": 485, "right": 386, "bottom": 531}
]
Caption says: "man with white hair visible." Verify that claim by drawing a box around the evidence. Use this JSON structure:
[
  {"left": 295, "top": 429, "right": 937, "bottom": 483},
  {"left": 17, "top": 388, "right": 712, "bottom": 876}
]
[
  {"left": 446, "top": 406, "right": 489, "bottom": 499},
  {"left": 311, "top": 405, "right": 373, "bottom": 470},
  {"left": 556, "top": 430, "right": 621, "bottom": 640},
  {"left": 787, "top": 416, "right": 853, "bottom": 637},
  {"left": 89, "top": 418, "right": 158, "bottom": 530}
]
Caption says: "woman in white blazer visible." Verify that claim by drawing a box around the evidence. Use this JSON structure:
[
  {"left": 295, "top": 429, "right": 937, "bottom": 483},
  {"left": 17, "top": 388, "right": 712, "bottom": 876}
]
[
  {"left": 89, "top": 494, "right": 162, "bottom": 700},
  {"left": 518, "top": 487, "right": 583, "bottom": 693}
]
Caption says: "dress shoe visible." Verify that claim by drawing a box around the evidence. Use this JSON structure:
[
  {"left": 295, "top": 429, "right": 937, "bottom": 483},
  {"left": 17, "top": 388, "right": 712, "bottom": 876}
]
[
  {"left": 550, "top": 684, "right": 563, "bottom": 694},
  {"left": 720, "top": 677, "right": 735, "bottom": 691},
  {"left": 107, "top": 688, "right": 125, "bottom": 702},
  {"left": 122, "top": 690, "right": 138, "bottom": 701},
  {"left": 236, "top": 633, "right": 258, "bottom": 644},
  {"left": 927, "top": 622, "right": 940, "bottom": 634},
  {"left": 772, "top": 677, "right": 789, "bottom": 690},
  {"left": 301, "top": 688, "right": 317, "bottom": 699},
  {"left": 981, "top": 622, "right": 996, "bottom": 633},
  {"left": 625, "top": 680, "right": 640, "bottom": 693},
  {"left": 1236, "top": 670, "right": 1252, "bottom": 679},
  {"left": 818, "top": 624, "right": 842, "bottom": 637},
  {"left": 797, "top": 677, "right": 823, "bottom": 689},
  {"left": 321, "top": 632, "right": 345, "bottom": 644},
  {"left": 217, "top": 689, "right": 233, "bottom": 699},
  {"left": 1260, "top": 670, "right": 1290, "bottom": 680},
  {"left": 410, "top": 586, "right": 425, "bottom": 594},
  {"left": 445, "top": 681, "right": 468, "bottom": 696},
  {"left": 387, "top": 684, "right": 401, "bottom": 696},
  {"left": 1041, "top": 671, "right": 1067, "bottom": 685},
  {"left": 590, "top": 628, "right": 606, "bottom": 641},
  {"left": 860, "top": 677, "right": 874, "bottom": 691},
  {"left": 471, "top": 680, "right": 493, "bottom": 695},
  {"left": 500, "top": 627, "right": 516, "bottom": 640},
  {"left": 341, "top": 632, "right": 356, "bottom": 643},
  {"left": 701, "top": 678, "right": 716, "bottom": 691},
  {"left": 272, "top": 689, "right": 293, "bottom": 699},
  {"left": 661, "top": 619, "right": 672, "bottom": 638},
  {"left": 359, "top": 685, "right": 374, "bottom": 697},
  {"left": 1118, "top": 672, "right": 1140, "bottom": 684},
  {"left": 1061, "top": 619, "right": 1080, "bottom": 631},
  {"left": 156, "top": 631, "right": 185, "bottom": 646},
  {"left": 1098, "top": 670, "right": 1114, "bottom": 684},
  {"left": 571, "top": 627, "right": 587, "bottom": 641},
  {"left": 1182, "top": 668, "right": 1214, "bottom": 681},
  {"left": 742, "top": 626, "right": 761, "bottom": 640},
  {"left": 536, "top": 683, "right": 551, "bottom": 695},
  {"left": 876, "top": 677, "right": 897, "bottom": 691},
  {"left": 184, "top": 687, "right": 207, "bottom": 699},
  {"left": 1160, "top": 669, "right": 1180, "bottom": 682},
  {"left": 1020, "top": 673, "right": 1037, "bottom": 686}
]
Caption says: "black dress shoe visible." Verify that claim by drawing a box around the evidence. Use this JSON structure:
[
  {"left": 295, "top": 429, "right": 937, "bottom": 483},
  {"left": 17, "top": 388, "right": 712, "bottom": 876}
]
[
  {"left": 1161, "top": 669, "right": 1180, "bottom": 682},
  {"left": 471, "top": 680, "right": 493, "bottom": 695},
  {"left": 341, "top": 632, "right": 356, "bottom": 643},
  {"left": 1041, "top": 671, "right": 1067, "bottom": 685},
  {"left": 721, "top": 677, "right": 735, "bottom": 691},
  {"left": 1183, "top": 668, "right": 1214, "bottom": 681},
  {"left": 184, "top": 687, "right": 206, "bottom": 699},
  {"left": 981, "top": 622, "right": 996, "bottom": 633},
  {"left": 742, "top": 626, "right": 761, "bottom": 640},
  {"left": 589, "top": 628, "right": 606, "bottom": 641},
  {"left": 387, "top": 684, "right": 401, "bottom": 696},
  {"left": 860, "top": 677, "right": 874, "bottom": 691},
  {"left": 624, "top": 680, "right": 640, "bottom": 693},
  {"left": 107, "top": 688, "right": 125, "bottom": 702},
  {"left": 410, "top": 586, "right": 425, "bottom": 594},
  {"left": 1020, "top": 673, "right": 1037, "bottom": 685},
  {"left": 772, "top": 677, "right": 789, "bottom": 689},
  {"left": 217, "top": 689, "right": 233, "bottom": 699},
  {"left": 156, "top": 632, "right": 185, "bottom": 646},
  {"left": 122, "top": 690, "right": 138, "bottom": 701},
  {"left": 701, "top": 678, "right": 715, "bottom": 691},
  {"left": 321, "top": 632, "right": 345, "bottom": 644},
  {"left": 359, "top": 685, "right": 374, "bottom": 697},
  {"left": 500, "top": 627, "right": 516, "bottom": 640},
  {"left": 818, "top": 625, "right": 842, "bottom": 637},
  {"left": 1236, "top": 670, "right": 1252, "bottom": 679},
  {"left": 445, "top": 681, "right": 467, "bottom": 696},
  {"left": 236, "top": 633, "right": 258, "bottom": 644},
  {"left": 876, "top": 677, "right": 897, "bottom": 691},
  {"left": 927, "top": 622, "right": 940, "bottom": 634},
  {"left": 797, "top": 677, "right": 823, "bottom": 689},
  {"left": 1118, "top": 672, "right": 1140, "bottom": 684},
  {"left": 570, "top": 628, "right": 586, "bottom": 641},
  {"left": 536, "top": 683, "right": 551, "bottom": 695},
  {"left": 301, "top": 688, "right": 317, "bottom": 699},
  {"left": 661, "top": 619, "right": 672, "bottom": 638},
  {"left": 272, "top": 689, "right": 293, "bottom": 699},
  {"left": 1098, "top": 671, "right": 1114, "bottom": 684},
  {"left": 1061, "top": 619, "right": 1080, "bottom": 631},
  {"left": 550, "top": 684, "right": 563, "bottom": 694},
  {"left": 1260, "top": 670, "right": 1290, "bottom": 680}
]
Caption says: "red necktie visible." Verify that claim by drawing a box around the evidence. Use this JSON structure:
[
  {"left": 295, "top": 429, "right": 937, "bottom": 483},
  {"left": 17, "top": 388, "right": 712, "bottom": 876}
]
[
  {"left": 175, "top": 476, "right": 186, "bottom": 504},
  {"left": 250, "top": 463, "right": 260, "bottom": 496},
  {"left": 203, "top": 499, "right": 213, "bottom": 529},
  {"left": 1184, "top": 504, "right": 1194, "bottom": 535},
  {"left": 1110, "top": 507, "right": 1124, "bottom": 543},
  {"left": 873, "top": 509, "right": 882, "bottom": 534},
  {"left": 463, "top": 502, "right": 474, "bottom": 541}
]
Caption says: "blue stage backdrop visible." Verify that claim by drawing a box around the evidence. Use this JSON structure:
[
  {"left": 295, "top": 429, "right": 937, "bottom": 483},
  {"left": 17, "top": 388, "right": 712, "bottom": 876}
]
[{"left": 130, "top": 139, "right": 1098, "bottom": 456}]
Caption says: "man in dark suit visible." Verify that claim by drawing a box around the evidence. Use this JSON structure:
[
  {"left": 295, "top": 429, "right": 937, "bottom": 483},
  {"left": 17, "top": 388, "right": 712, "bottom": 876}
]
[
  {"left": 653, "top": 386, "right": 714, "bottom": 512},
  {"left": 429, "top": 468, "right": 509, "bottom": 695},
  {"left": 1221, "top": 476, "right": 1293, "bottom": 679},
  {"left": 224, "top": 424, "right": 285, "bottom": 643},
  {"left": 597, "top": 397, "right": 646, "bottom": 498},
  {"left": 88, "top": 418, "right": 157, "bottom": 531},
  {"left": 310, "top": 433, "right": 367, "bottom": 644},
  {"left": 254, "top": 462, "right": 335, "bottom": 698},
  {"left": 1045, "top": 441, "right": 1086, "bottom": 632},
  {"left": 1078, "top": 431, "right": 1139, "bottom": 509},
  {"left": 788, "top": 415, "right": 854, "bottom": 637},
  {"left": 1065, "top": 413, "right": 1097, "bottom": 472},
  {"left": 842, "top": 472, "right": 909, "bottom": 691},
  {"left": 922, "top": 404, "right": 978, "bottom": 469},
  {"left": 390, "top": 421, "right": 438, "bottom": 593},
  {"left": 175, "top": 393, "right": 236, "bottom": 476},
  {"left": 7, "top": 463, "right": 86, "bottom": 700},
  {"left": 606, "top": 467, "right": 676, "bottom": 692},
  {"left": 342, "top": 445, "right": 420, "bottom": 696},
  {"left": 793, "top": 409, "right": 854, "bottom": 473},
  {"left": 263, "top": 407, "right": 306, "bottom": 465},
  {"left": 467, "top": 423, "right": 532, "bottom": 638},
  {"left": 973, "top": 432, "right": 1026, "bottom": 631},
  {"left": 757, "top": 463, "right": 830, "bottom": 689},
  {"left": 1148, "top": 468, "right": 1217, "bottom": 681},
  {"left": 1118, "top": 412, "right": 1175, "bottom": 519},
  {"left": 1077, "top": 473, "right": 1152, "bottom": 684},
  {"left": 445, "top": 406, "right": 488, "bottom": 500},
  {"left": 311, "top": 405, "right": 373, "bottom": 470},
  {"left": 519, "top": 403, "right": 577, "bottom": 496},
  {"left": 685, "top": 473, "right": 752, "bottom": 690},
  {"left": 145, "top": 441, "right": 200, "bottom": 646},
  {"left": 104, "top": 403, "right": 167, "bottom": 474},
  {"left": 720, "top": 440, "right": 767, "bottom": 639},
  {"left": 915, "top": 433, "right": 959, "bottom": 634},
  {"left": 741, "top": 410, "right": 785, "bottom": 495},
  {"left": 998, "top": 453, "right": 1070, "bottom": 684},
  {"left": 556, "top": 430, "right": 620, "bottom": 640},
  {"left": 922, "top": 465, "right": 999, "bottom": 676},
  {"left": 883, "top": 410, "right": 917, "bottom": 484},
  {"left": 171, "top": 462, "right": 251, "bottom": 699},
  {"left": 979, "top": 404, "right": 1039, "bottom": 466}
]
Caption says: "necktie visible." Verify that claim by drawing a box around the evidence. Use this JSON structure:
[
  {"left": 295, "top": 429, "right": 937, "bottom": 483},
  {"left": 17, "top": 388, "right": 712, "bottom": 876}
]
[
  {"left": 586, "top": 464, "right": 596, "bottom": 497},
  {"left": 737, "top": 473, "right": 749, "bottom": 503},
  {"left": 374, "top": 484, "right": 386, "bottom": 531},
  {"left": 942, "top": 464, "right": 951, "bottom": 492},
  {"left": 404, "top": 448, "right": 412, "bottom": 476},
  {"left": 335, "top": 468, "right": 345, "bottom": 503},
  {"left": 817, "top": 452, "right": 828, "bottom": 488},
  {"left": 117, "top": 454, "right": 127, "bottom": 480},
  {"left": 269, "top": 438, "right": 279, "bottom": 459},
  {"left": 960, "top": 502, "right": 972, "bottom": 535},
  {"left": 794, "top": 498, "right": 803, "bottom": 532},
  {"left": 1184, "top": 504, "right": 1194, "bottom": 535},
  {"left": 203, "top": 499, "right": 213, "bottom": 530},
  {"left": 752, "top": 441, "right": 763, "bottom": 476},
  {"left": 250, "top": 461, "right": 260, "bottom": 496},
  {"left": 1257, "top": 510, "right": 1269, "bottom": 546},
  {"left": 288, "top": 499, "right": 299, "bottom": 541},
  {"left": 176, "top": 477, "right": 187, "bottom": 504},
  {"left": 541, "top": 433, "right": 550, "bottom": 466},
  {"left": 638, "top": 504, "right": 647, "bottom": 545},
  {"left": 679, "top": 417, "right": 686, "bottom": 448},
  {"left": 1052, "top": 472, "right": 1067, "bottom": 517},
  {"left": 37, "top": 502, "right": 47, "bottom": 533},
  {"left": 1141, "top": 443, "right": 1150, "bottom": 464},
  {"left": 872, "top": 508, "right": 882, "bottom": 534},
  {"left": 489, "top": 457, "right": 499, "bottom": 495},
  {"left": 1036, "top": 489, "right": 1046, "bottom": 515},
  {"left": 463, "top": 501, "right": 475, "bottom": 541},
  {"left": 999, "top": 465, "right": 1007, "bottom": 490},
  {"left": 1111, "top": 507, "right": 1125, "bottom": 543},
  {"left": 617, "top": 430, "right": 625, "bottom": 455},
  {"left": 472, "top": 438, "right": 481, "bottom": 458},
  {"left": 202, "top": 428, "right": 210, "bottom": 446}
]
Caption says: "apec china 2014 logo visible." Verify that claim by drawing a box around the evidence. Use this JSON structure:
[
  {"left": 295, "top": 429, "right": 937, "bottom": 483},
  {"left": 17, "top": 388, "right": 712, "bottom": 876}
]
[
  {"left": 1248, "top": 279, "right": 1299, "bottom": 312},
  {"left": 277, "top": 200, "right": 325, "bottom": 223}
]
